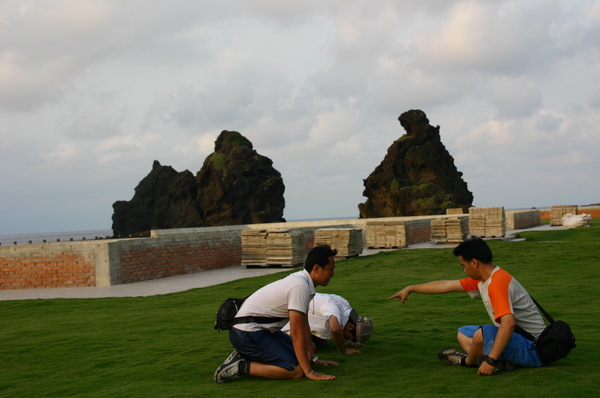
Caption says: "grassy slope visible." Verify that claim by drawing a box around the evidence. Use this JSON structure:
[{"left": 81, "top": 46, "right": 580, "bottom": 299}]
[{"left": 1, "top": 223, "right": 599, "bottom": 397}]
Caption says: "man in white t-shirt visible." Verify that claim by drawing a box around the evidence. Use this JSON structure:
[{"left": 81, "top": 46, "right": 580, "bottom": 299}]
[
  {"left": 214, "top": 245, "right": 340, "bottom": 383},
  {"left": 281, "top": 293, "right": 373, "bottom": 354}
]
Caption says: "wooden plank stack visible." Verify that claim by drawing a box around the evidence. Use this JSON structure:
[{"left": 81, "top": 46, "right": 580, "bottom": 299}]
[
  {"left": 485, "top": 207, "right": 506, "bottom": 237},
  {"left": 314, "top": 228, "right": 363, "bottom": 258},
  {"left": 366, "top": 221, "right": 386, "bottom": 248},
  {"left": 241, "top": 229, "right": 267, "bottom": 267},
  {"left": 550, "top": 205, "right": 578, "bottom": 226},
  {"left": 265, "top": 229, "right": 305, "bottom": 266},
  {"left": 446, "top": 208, "right": 465, "bottom": 215},
  {"left": 446, "top": 217, "right": 469, "bottom": 243},
  {"left": 430, "top": 219, "right": 447, "bottom": 243},
  {"left": 468, "top": 207, "right": 506, "bottom": 237},
  {"left": 430, "top": 217, "right": 468, "bottom": 244},
  {"left": 366, "top": 221, "right": 407, "bottom": 248},
  {"left": 468, "top": 207, "right": 487, "bottom": 237}
]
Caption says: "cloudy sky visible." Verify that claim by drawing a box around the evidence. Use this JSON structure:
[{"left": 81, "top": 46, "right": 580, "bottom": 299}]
[{"left": 1, "top": 0, "right": 599, "bottom": 236}]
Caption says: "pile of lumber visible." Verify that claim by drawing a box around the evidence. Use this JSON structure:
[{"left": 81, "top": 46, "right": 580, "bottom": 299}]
[
  {"left": 265, "top": 229, "right": 305, "bottom": 266},
  {"left": 366, "top": 221, "right": 407, "bottom": 248},
  {"left": 445, "top": 217, "right": 469, "bottom": 243},
  {"left": 241, "top": 229, "right": 267, "bottom": 266},
  {"left": 430, "top": 217, "right": 468, "bottom": 244},
  {"left": 468, "top": 207, "right": 506, "bottom": 237},
  {"left": 241, "top": 229, "right": 305, "bottom": 267},
  {"left": 550, "top": 205, "right": 578, "bottom": 226},
  {"left": 446, "top": 208, "right": 465, "bottom": 215},
  {"left": 430, "top": 219, "right": 447, "bottom": 243},
  {"left": 314, "top": 228, "right": 363, "bottom": 258}
]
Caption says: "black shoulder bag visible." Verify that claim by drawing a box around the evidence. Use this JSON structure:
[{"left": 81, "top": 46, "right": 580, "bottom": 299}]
[
  {"left": 514, "top": 295, "right": 576, "bottom": 364},
  {"left": 214, "top": 297, "right": 285, "bottom": 332}
]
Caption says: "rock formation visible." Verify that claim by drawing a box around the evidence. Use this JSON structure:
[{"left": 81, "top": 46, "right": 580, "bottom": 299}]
[
  {"left": 196, "top": 130, "right": 285, "bottom": 227},
  {"left": 358, "top": 110, "right": 473, "bottom": 218},
  {"left": 111, "top": 161, "right": 204, "bottom": 237},
  {"left": 112, "top": 130, "right": 285, "bottom": 237}
]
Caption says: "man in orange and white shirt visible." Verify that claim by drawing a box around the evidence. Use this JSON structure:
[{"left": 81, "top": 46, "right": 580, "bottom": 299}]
[{"left": 388, "top": 237, "right": 546, "bottom": 375}]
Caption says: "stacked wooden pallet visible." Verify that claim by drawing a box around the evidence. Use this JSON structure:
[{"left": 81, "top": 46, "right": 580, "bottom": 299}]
[
  {"left": 446, "top": 208, "right": 465, "bottom": 215},
  {"left": 430, "top": 219, "right": 447, "bottom": 243},
  {"left": 366, "top": 221, "right": 407, "bottom": 248},
  {"left": 550, "top": 205, "right": 578, "bottom": 226},
  {"left": 485, "top": 207, "right": 506, "bottom": 237},
  {"left": 430, "top": 217, "right": 468, "bottom": 244},
  {"left": 446, "top": 217, "right": 469, "bottom": 243},
  {"left": 265, "top": 229, "right": 305, "bottom": 266},
  {"left": 241, "top": 229, "right": 267, "bottom": 266},
  {"left": 314, "top": 228, "right": 363, "bottom": 258},
  {"left": 468, "top": 207, "right": 506, "bottom": 237},
  {"left": 366, "top": 221, "right": 386, "bottom": 248},
  {"left": 468, "top": 207, "right": 487, "bottom": 237}
]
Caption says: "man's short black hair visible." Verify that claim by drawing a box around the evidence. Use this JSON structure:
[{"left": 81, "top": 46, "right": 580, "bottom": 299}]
[
  {"left": 304, "top": 244, "right": 337, "bottom": 272},
  {"left": 452, "top": 237, "right": 493, "bottom": 264}
]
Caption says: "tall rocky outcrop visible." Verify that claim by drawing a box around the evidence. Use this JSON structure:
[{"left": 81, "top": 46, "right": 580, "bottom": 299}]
[
  {"left": 358, "top": 110, "right": 473, "bottom": 218},
  {"left": 112, "top": 130, "right": 285, "bottom": 237},
  {"left": 196, "top": 130, "right": 285, "bottom": 226}
]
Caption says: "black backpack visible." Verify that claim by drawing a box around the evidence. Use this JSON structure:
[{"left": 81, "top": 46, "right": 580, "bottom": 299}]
[
  {"left": 214, "top": 297, "right": 247, "bottom": 331},
  {"left": 515, "top": 295, "right": 576, "bottom": 364},
  {"left": 534, "top": 320, "right": 576, "bottom": 364},
  {"left": 214, "top": 297, "right": 285, "bottom": 332}
]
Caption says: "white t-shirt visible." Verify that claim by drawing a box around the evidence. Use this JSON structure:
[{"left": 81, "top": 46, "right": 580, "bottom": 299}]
[
  {"left": 233, "top": 270, "right": 315, "bottom": 333},
  {"left": 281, "top": 293, "right": 353, "bottom": 340}
]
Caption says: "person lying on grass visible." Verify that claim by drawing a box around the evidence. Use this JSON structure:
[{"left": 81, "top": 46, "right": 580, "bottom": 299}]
[
  {"left": 214, "top": 244, "right": 339, "bottom": 383},
  {"left": 388, "top": 237, "right": 546, "bottom": 375},
  {"left": 281, "top": 293, "right": 373, "bottom": 354}
]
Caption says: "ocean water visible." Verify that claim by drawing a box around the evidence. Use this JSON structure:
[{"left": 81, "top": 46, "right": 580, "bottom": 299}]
[{"left": 0, "top": 229, "right": 114, "bottom": 246}]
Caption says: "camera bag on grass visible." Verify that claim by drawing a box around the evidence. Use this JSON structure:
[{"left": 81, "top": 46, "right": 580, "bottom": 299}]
[
  {"left": 214, "top": 297, "right": 285, "bottom": 332},
  {"left": 515, "top": 295, "right": 576, "bottom": 364}
]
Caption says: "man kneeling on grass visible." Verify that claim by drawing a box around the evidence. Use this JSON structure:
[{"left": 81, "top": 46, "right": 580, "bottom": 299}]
[
  {"left": 281, "top": 293, "right": 373, "bottom": 354},
  {"left": 214, "top": 245, "right": 339, "bottom": 383},
  {"left": 388, "top": 237, "right": 546, "bottom": 375}
]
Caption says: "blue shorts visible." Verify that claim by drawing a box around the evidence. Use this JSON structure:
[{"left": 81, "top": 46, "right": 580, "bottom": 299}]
[
  {"left": 458, "top": 325, "right": 545, "bottom": 367},
  {"left": 229, "top": 328, "right": 299, "bottom": 371}
]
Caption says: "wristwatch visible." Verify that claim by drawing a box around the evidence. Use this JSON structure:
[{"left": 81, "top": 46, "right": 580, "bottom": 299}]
[
  {"left": 484, "top": 355, "right": 498, "bottom": 366},
  {"left": 312, "top": 356, "right": 319, "bottom": 363}
]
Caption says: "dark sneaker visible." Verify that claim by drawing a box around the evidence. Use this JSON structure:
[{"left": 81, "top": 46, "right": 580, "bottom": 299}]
[
  {"left": 214, "top": 355, "right": 243, "bottom": 383},
  {"left": 475, "top": 357, "right": 521, "bottom": 373},
  {"left": 224, "top": 349, "right": 241, "bottom": 364},
  {"left": 438, "top": 347, "right": 468, "bottom": 366}
]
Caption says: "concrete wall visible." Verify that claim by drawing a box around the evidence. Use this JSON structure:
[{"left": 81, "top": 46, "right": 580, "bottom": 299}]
[
  {"left": 3, "top": 208, "right": 596, "bottom": 290},
  {"left": 0, "top": 215, "right": 444, "bottom": 290}
]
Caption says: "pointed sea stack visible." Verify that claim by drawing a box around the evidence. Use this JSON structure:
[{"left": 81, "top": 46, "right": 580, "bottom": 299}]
[{"left": 358, "top": 110, "right": 473, "bottom": 218}]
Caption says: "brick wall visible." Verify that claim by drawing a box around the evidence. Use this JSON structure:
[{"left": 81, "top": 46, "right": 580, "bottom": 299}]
[
  {"left": 539, "top": 206, "right": 600, "bottom": 220},
  {"left": 5, "top": 209, "right": 595, "bottom": 290},
  {"left": 120, "top": 236, "right": 241, "bottom": 284},
  {"left": 406, "top": 219, "right": 433, "bottom": 244},
  {"left": 0, "top": 249, "right": 95, "bottom": 290}
]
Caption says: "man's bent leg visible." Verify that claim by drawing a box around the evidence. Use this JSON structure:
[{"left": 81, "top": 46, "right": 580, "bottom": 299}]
[
  {"left": 465, "top": 327, "right": 484, "bottom": 367},
  {"left": 249, "top": 362, "right": 304, "bottom": 380},
  {"left": 457, "top": 331, "right": 473, "bottom": 354}
]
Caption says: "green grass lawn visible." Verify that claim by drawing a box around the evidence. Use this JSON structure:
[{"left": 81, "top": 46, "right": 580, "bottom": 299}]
[{"left": 1, "top": 222, "right": 599, "bottom": 397}]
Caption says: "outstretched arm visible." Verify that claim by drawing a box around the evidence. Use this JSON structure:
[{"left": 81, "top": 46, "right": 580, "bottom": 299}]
[{"left": 387, "top": 280, "right": 464, "bottom": 303}]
